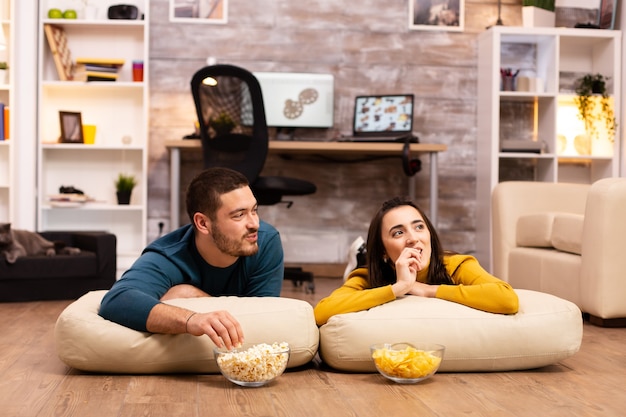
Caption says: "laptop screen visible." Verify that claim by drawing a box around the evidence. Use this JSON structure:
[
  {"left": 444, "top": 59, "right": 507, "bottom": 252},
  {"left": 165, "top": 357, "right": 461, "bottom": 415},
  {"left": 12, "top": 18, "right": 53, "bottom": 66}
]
[{"left": 353, "top": 94, "right": 414, "bottom": 136}]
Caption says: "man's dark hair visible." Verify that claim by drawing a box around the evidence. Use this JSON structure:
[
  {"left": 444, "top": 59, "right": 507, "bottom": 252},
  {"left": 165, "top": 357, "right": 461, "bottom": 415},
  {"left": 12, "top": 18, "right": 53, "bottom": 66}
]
[{"left": 185, "top": 167, "right": 249, "bottom": 223}]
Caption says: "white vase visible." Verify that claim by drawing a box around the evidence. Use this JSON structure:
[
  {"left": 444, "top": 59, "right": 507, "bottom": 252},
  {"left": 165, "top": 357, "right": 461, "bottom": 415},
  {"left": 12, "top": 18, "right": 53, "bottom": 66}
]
[
  {"left": 0, "top": 69, "right": 7, "bottom": 85},
  {"left": 522, "top": 6, "right": 555, "bottom": 28}
]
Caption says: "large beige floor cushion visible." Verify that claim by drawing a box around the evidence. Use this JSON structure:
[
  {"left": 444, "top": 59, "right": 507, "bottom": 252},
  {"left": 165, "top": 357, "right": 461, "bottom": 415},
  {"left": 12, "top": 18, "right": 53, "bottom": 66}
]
[
  {"left": 55, "top": 290, "right": 319, "bottom": 374},
  {"left": 319, "top": 289, "right": 582, "bottom": 372}
]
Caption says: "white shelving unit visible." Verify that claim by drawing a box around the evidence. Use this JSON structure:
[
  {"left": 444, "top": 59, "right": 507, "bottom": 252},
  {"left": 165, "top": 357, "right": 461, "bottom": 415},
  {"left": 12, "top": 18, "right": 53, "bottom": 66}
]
[
  {"left": 476, "top": 26, "right": 621, "bottom": 271},
  {"left": 0, "top": 0, "right": 12, "bottom": 223},
  {"left": 37, "top": 0, "right": 149, "bottom": 273}
]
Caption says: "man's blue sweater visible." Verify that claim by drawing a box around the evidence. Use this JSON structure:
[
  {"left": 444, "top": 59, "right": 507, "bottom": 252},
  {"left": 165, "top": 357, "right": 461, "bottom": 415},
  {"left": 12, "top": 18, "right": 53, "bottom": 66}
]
[{"left": 99, "top": 221, "right": 284, "bottom": 331}]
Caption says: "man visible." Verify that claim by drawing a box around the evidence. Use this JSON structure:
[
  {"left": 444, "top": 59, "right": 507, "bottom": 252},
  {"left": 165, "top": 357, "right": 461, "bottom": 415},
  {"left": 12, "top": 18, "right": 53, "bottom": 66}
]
[{"left": 99, "top": 167, "right": 284, "bottom": 349}]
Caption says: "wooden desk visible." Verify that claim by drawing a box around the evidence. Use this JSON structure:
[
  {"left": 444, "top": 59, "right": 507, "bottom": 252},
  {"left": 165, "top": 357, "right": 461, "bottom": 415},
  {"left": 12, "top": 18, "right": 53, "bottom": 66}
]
[{"left": 165, "top": 139, "right": 447, "bottom": 228}]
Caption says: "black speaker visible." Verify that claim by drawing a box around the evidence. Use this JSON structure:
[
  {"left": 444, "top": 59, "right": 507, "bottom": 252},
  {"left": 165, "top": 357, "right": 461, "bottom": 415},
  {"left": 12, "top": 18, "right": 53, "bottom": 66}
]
[
  {"left": 108, "top": 4, "right": 139, "bottom": 20},
  {"left": 402, "top": 135, "right": 421, "bottom": 177}
]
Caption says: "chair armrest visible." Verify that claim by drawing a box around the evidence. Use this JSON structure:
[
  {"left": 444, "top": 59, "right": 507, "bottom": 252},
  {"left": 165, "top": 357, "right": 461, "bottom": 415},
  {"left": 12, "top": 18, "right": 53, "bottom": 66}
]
[{"left": 580, "top": 178, "right": 626, "bottom": 319}]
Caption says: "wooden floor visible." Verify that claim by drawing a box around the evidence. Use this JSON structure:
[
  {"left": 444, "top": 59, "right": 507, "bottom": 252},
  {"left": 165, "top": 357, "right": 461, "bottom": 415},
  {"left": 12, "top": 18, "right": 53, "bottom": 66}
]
[{"left": 1, "top": 274, "right": 626, "bottom": 417}]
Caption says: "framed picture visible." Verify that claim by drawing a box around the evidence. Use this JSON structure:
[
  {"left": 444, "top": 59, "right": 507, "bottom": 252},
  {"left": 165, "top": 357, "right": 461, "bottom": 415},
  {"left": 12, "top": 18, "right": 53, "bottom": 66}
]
[
  {"left": 170, "top": 0, "right": 228, "bottom": 24},
  {"left": 598, "top": 0, "right": 616, "bottom": 29},
  {"left": 59, "top": 111, "right": 83, "bottom": 143},
  {"left": 555, "top": 0, "right": 615, "bottom": 29},
  {"left": 409, "top": 0, "right": 464, "bottom": 31}
]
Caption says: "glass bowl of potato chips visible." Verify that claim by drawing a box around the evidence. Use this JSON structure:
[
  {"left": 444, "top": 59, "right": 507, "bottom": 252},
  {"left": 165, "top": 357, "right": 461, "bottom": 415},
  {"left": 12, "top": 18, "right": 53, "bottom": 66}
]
[
  {"left": 214, "top": 342, "right": 290, "bottom": 387},
  {"left": 370, "top": 342, "right": 445, "bottom": 384}
]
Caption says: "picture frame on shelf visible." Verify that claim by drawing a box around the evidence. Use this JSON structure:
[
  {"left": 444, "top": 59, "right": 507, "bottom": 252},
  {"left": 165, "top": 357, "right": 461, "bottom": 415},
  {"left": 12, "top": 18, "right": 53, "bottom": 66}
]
[
  {"left": 59, "top": 111, "right": 84, "bottom": 143},
  {"left": 170, "top": 0, "right": 228, "bottom": 24},
  {"left": 554, "top": 0, "right": 615, "bottom": 29},
  {"left": 598, "top": 0, "right": 616, "bottom": 29},
  {"left": 409, "top": 0, "right": 464, "bottom": 32}
]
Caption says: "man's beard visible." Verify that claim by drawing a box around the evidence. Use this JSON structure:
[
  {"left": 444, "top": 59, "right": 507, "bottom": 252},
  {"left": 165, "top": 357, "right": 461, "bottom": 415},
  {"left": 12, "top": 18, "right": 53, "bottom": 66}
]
[{"left": 211, "top": 223, "right": 259, "bottom": 257}]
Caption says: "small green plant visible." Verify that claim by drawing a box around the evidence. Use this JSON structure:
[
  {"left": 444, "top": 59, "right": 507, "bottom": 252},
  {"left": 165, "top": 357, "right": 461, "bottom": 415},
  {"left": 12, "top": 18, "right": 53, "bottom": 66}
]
[
  {"left": 208, "top": 112, "right": 236, "bottom": 136},
  {"left": 115, "top": 173, "right": 137, "bottom": 193},
  {"left": 573, "top": 73, "right": 617, "bottom": 142},
  {"left": 0, "top": 62, "right": 8, "bottom": 70},
  {"left": 522, "top": 0, "right": 555, "bottom": 11}
]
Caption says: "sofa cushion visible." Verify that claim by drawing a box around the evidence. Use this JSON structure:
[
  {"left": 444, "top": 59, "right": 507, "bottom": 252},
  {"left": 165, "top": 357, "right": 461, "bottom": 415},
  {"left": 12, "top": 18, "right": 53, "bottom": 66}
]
[
  {"left": 319, "top": 289, "right": 582, "bottom": 372},
  {"left": 516, "top": 212, "right": 583, "bottom": 256},
  {"left": 55, "top": 290, "right": 319, "bottom": 374},
  {"left": 516, "top": 213, "right": 555, "bottom": 247},
  {"left": 551, "top": 213, "right": 583, "bottom": 255}
]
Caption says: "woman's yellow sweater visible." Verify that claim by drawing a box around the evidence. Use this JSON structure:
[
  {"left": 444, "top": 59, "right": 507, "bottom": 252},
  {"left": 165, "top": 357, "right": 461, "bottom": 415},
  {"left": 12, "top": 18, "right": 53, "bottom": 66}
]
[{"left": 314, "top": 254, "right": 519, "bottom": 326}]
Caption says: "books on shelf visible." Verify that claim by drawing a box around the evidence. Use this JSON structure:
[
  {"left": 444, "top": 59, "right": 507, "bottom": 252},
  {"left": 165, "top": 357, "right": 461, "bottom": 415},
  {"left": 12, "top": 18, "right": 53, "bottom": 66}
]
[
  {"left": 0, "top": 103, "right": 6, "bottom": 141},
  {"left": 73, "top": 71, "right": 119, "bottom": 82},
  {"left": 75, "top": 57, "right": 125, "bottom": 67},
  {"left": 3, "top": 106, "right": 8, "bottom": 140},
  {"left": 74, "top": 63, "right": 119, "bottom": 73},
  {"left": 43, "top": 24, "right": 127, "bottom": 82},
  {"left": 73, "top": 58, "right": 125, "bottom": 82}
]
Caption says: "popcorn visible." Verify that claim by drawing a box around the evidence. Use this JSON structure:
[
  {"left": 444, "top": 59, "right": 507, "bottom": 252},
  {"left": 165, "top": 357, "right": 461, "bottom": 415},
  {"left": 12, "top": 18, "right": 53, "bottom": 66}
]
[{"left": 216, "top": 342, "right": 290, "bottom": 383}]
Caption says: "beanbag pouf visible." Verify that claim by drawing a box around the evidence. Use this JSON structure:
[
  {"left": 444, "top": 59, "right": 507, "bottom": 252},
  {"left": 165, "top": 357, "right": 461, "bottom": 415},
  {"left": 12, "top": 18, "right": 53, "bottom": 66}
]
[
  {"left": 55, "top": 290, "right": 319, "bottom": 374},
  {"left": 319, "top": 289, "right": 582, "bottom": 372}
]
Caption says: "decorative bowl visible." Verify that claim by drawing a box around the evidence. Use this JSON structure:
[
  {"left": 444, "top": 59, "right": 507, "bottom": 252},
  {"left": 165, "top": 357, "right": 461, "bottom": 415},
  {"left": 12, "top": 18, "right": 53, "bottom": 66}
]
[
  {"left": 370, "top": 342, "right": 445, "bottom": 384},
  {"left": 214, "top": 342, "right": 290, "bottom": 387}
]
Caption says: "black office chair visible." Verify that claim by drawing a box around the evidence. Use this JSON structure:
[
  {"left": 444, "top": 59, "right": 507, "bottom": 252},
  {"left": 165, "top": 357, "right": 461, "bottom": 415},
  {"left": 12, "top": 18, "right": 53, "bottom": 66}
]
[{"left": 191, "top": 64, "right": 316, "bottom": 292}]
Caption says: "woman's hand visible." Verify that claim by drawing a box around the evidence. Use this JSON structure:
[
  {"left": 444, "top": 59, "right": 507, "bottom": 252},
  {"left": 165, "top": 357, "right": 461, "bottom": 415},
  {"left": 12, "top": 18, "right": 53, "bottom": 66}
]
[
  {"left": 407, "top": 281, "right": 438, "bottom": 297},
  {"left": 391, "top": 247, "right": 427, "bottom": 296}
]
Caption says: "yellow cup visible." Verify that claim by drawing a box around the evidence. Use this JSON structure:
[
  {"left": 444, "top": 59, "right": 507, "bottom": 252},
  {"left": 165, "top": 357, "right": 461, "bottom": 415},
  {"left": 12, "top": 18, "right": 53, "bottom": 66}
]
[{"left": 83, "top": 124, "right": 96, "bottom": 144}]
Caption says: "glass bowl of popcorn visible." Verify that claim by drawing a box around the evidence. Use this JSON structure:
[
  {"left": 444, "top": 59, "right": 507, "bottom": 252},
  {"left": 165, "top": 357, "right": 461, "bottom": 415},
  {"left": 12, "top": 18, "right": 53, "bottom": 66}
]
[
  {"left": 370, "top": 342, "right": 445, "bottom": 384},
  {"left": 214, "top": 342, "right": 290, "bottom": 387}
]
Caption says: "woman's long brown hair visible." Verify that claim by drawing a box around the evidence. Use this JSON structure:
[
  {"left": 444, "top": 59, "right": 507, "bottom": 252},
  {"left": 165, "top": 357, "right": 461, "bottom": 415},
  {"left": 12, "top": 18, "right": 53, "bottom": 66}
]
[{"left": 366, "top": 197, "right": 455, "bottom": 288}]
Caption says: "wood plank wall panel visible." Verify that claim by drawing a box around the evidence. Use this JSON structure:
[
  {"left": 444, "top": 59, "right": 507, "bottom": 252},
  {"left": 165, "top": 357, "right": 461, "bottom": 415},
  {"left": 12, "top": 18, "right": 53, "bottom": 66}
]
[{"left": 147, "top": 0, "right": 525, "bottom": 263}]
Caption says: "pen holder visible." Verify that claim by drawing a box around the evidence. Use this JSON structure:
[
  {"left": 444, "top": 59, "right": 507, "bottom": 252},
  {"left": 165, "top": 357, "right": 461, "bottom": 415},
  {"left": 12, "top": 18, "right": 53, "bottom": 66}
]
[{"left": 501, "top": 74, "right": 516, "bottom": 91}]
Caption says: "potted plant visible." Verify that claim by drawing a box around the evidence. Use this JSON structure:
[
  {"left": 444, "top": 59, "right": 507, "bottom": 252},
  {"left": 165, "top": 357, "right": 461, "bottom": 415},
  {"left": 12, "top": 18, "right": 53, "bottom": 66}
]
[
  {"left": 522, "top": 0, "right": 555, "bottom": 27},
  {"left": 573, "top": 73, "right": 617, "bottom": 142},
  {"left": 208, "top": 112, "right": 236, "bottom": 137},
  {"left": 0, "top": 62, "right": 8, "bottom": 84},
  {"left": 114, "top": 173, "right": 137, "bottom": 205}
]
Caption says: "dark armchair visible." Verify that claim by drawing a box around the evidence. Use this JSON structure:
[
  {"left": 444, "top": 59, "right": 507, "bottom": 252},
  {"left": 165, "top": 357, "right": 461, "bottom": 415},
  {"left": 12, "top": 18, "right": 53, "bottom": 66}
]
[{"left": 0, "top": 231, "right": 117, "bottom": 302}]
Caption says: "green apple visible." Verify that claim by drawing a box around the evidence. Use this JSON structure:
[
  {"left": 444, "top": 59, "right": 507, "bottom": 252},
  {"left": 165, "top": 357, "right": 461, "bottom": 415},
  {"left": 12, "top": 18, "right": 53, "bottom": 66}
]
[
  {"left": 47, "top": 8, "right": 63, "bottom": 18},
  {"left": 63, "top": 9, "right": 77, "bottom": 19}
]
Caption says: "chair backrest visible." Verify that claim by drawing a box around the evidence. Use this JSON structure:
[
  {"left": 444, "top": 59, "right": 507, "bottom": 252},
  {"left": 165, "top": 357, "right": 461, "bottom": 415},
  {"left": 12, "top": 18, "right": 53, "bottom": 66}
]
[{"left": 190, "top": 64, "right": 269, "bottom": 183}]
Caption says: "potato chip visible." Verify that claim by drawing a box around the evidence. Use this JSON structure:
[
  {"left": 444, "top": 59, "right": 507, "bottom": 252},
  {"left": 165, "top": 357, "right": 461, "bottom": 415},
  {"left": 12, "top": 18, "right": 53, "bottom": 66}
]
[{"left": 372, "top": 345, "right": 442, "bottom": 379}]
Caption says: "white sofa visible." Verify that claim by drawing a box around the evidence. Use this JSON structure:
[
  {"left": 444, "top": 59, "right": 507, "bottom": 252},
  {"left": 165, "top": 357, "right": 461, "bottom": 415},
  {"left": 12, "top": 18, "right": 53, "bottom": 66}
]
[{"left": 492, "top": 178, "right": 626, "bottom": 327}]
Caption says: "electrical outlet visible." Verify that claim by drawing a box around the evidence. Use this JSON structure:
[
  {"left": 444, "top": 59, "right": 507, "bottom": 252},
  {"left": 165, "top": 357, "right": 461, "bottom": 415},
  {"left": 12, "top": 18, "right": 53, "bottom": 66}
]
[{"left": 148, "top": 218, "right": 170, "bottom": 242}]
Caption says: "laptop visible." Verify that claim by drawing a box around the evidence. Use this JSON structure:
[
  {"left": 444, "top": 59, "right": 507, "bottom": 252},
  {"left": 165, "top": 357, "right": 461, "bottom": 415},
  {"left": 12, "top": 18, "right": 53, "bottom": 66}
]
[{"left": 344, "top": 94, "right": 417, "bottom": 142}]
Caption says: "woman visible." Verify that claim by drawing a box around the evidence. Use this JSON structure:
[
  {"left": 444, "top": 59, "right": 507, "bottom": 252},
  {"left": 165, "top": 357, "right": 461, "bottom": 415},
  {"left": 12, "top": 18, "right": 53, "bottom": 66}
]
[{"left": 314, "top": 197, "right": 519, "bottom": 326}]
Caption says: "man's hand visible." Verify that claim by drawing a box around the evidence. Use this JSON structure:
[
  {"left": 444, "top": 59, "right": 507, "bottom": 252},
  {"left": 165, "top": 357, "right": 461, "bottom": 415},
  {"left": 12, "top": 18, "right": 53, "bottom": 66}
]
[
  {"left": 146, "top": 284, "right": 245, "bottom": 349},
  {"left": 185, "top": 310, "right": 244, "bottom": 349}
]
